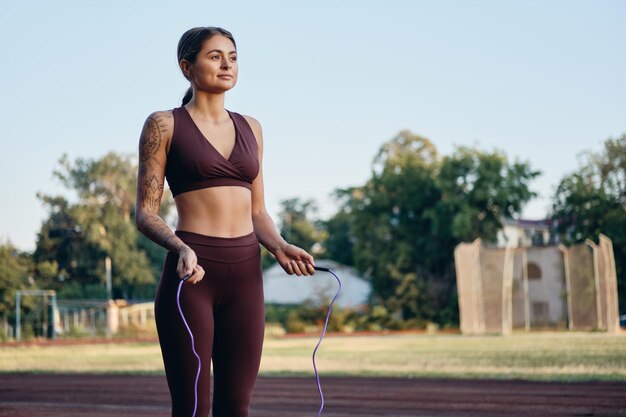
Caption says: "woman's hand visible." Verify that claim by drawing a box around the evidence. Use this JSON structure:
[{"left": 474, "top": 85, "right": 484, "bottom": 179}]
[
  {"left": 275, "top": 243, "right": 316, "bottom": 276},
  {"left": 177, "top": 245, "right": 205, "bottom": 284}
]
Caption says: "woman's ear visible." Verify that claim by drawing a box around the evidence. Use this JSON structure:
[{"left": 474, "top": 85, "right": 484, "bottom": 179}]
[{"left": 179, "top": 60, "right": 192, "bottom": 81}]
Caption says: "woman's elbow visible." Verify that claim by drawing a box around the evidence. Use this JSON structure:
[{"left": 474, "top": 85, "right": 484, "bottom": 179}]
[
  {"left": 135, "top": 209, "right": 148, "bottom": 233},
  {"left": 251, "top": 208, "right": 267, "bottom": 220}
]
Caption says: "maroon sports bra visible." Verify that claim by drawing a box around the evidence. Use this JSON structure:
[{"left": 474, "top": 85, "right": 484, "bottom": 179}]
[{"left": 165, "top": 106, "right": 260, "bottom": 198}]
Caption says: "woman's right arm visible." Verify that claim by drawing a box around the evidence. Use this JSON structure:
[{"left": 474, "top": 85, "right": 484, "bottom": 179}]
[
  {"left": 135, "top": 111, "right": 203, "bottom": 283},
  {"left": 135, "top": 111, "right": 184, "bottom": 251}
]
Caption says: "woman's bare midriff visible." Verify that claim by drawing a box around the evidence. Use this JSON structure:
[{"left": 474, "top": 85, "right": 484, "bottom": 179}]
[{"left": 174, "top": 186, "right": 254, "bottom": 238}]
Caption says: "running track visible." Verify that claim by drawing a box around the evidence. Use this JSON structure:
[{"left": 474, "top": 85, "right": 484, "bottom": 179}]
[{"left": 0, "top": 374, "right": 625, "bottom": 416}]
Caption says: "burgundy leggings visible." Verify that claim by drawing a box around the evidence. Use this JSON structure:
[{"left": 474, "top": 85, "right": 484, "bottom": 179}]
[{"left": 154, "top": 230, "right": 265, "bottom": 417}]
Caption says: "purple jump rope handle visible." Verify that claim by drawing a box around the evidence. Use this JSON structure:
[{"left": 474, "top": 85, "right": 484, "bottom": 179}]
[
  {"left": 177, "top": 273, "right": 200, "bottom": 417},
  {"left": 312, "top": 265, "right": 342, "bottom": 417}
]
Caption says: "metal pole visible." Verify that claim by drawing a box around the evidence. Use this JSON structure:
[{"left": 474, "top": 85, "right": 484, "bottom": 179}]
[
  {"left": 105, "top": 256, "right": 112, "bottom": 300},
  {"left": 522, "top": 249, "right": 530, "bottom": 331},
  {"left": 51, "top": 293, "right": 57, "bottom": 340},
  {"left": 43, "top": 294, "right": 48, "bottom": 338},
  {"left": 559, "top": 244, "right": 574, "bottom": 330},
  {"left": 15, "top": 291, "right": 21, "bottom": 341}
]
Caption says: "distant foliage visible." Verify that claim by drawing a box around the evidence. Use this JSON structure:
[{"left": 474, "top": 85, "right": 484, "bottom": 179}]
[
  {"left": 551, "top": 134, "right": 626, "bottom": 312},
  {"left": 325, "top": 130, "right": 540, "bottom": 327},
  {"left": 0, "top": 242, "right": 34, "bottom": 326},
  {"left": 262, "top": 197, "right": 327, "bottom": 269},
  {"left": 33, "top": 152, "right": 174, "bottom": 299}
]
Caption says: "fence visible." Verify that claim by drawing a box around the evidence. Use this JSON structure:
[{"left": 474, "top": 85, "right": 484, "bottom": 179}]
[
  {"left": 12, "top": 299, "right": 156, "bottom": 340},
  {"left": 454, "top": 234, "right": 620, "bottom": 335}
]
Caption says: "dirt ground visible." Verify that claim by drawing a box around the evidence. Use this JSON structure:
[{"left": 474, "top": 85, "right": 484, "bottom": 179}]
[{"left": 0, "top": 373, "right": 624, "bottom": 417}]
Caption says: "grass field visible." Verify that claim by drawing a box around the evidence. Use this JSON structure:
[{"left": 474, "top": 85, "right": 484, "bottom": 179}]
[{"left": 1, "top": 331, "right": 625, "bottom": 382}]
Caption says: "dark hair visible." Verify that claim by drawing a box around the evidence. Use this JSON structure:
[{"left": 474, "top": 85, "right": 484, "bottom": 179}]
[{"left": 177, "top": 27, "right": 237, "bottom": 106}]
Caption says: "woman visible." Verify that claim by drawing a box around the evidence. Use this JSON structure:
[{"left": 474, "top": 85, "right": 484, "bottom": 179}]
[{"left": 135, "top": 26, "right": 316, "bottom": 417}]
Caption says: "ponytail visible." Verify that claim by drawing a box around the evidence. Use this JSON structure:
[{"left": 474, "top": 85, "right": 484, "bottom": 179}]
[{"left": 182, "top": 86, "right": 193, "bottom": 106}]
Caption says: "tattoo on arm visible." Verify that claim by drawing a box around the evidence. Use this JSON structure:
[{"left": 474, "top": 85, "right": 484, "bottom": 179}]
[
  {"left": 140, "top": 113, "right": 169, "bottom": 161},
  {"left": 136, "top": 112, "right": 186, "bottom": 253}
]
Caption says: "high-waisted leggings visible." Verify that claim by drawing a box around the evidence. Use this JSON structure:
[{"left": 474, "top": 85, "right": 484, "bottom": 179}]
[{"left": 154, "top": 230, "right": 265, "bottom": 417}]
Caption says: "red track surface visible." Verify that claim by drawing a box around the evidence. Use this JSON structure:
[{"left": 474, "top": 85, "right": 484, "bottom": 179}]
[{"left": 0, "top": 373, "right": 624, "bottom": 416}]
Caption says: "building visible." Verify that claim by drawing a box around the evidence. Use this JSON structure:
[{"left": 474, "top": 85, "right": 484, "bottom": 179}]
[
  {"left": 262, "top": 259, "right": 371, "bottom": 308},
  {"left": 496, "top": 218, "right": 556, "bottom": 248}
]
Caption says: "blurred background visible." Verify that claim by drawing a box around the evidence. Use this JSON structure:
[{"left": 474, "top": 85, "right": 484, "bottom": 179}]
[{"left": 0, "top": 0, "right": 624, "bottom": 341}]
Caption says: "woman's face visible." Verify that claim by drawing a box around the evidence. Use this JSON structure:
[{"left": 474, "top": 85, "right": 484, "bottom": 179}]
[{"left": 183, "top": 34, "right": 238, "bottom": 94}]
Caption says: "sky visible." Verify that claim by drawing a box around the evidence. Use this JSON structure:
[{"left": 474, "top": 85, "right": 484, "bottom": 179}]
[{"left": 1, "top": 0, "right": 624, "bottom": 252}]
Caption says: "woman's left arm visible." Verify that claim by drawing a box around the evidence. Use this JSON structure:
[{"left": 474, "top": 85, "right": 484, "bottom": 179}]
[{"left": 244, "top": 115, "right": 315, "bottom": 276}]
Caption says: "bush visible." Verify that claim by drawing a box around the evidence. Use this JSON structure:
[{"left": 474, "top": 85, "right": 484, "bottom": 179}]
[
  {"left": 264, "top": 322, "right": 286, "bottom": 338},
  {"left": 61, "top": 324, "right": 91, "bottom": 339},
  {"left": 114, "top": 320, "right": 158, "bottom": 339},
  {"left": 267, "top": 299, "right": 433, "bottom": 334},
  {"left": 285, "top": 310, "right": 307, "bottom": 333}
]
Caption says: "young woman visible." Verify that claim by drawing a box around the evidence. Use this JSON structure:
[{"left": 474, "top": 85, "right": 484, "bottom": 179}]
[{"left": 135, "top": 26, "right": 316, "bottom": 417}]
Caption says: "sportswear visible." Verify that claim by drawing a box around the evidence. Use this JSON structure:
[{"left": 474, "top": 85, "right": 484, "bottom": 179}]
[
  {"left": 155, "top": 230, "right": 264, "bottom": 416},
  {"left": 165, "top": 106, "right": 260, "bottom": 197}
]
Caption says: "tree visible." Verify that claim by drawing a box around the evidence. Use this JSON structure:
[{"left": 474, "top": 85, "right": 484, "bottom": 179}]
[
  {"left": 0, "top": 242, "right": 34, "bottom": 328},
  {"left": 33, "top": 194, "right": 104, "bottom": 297},
  {"left": 277, "top": 197, "right": 327, "bottom": 254},
  {"left": 551, "top": 134, "right": 626, "bottom": 312},
  {"left": 321, "top": 207, "right": 354, "bottom": 266},
  {"left": 34, "top": 152, "right": 174, "bottom": 299},
  {"left": 433, "top": 145, "right": 540, "bottom": 244},
  {"left": 332, "top": 130, "right": 540, "bottom": 327},
  {"left": 258, "top": 197, "right": 328, "bottom": 271}
]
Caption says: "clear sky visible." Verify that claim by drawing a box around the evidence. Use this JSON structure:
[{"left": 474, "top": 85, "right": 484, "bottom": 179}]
[{"left": 1, "top": 0, "right": 624, "bottom": 252}]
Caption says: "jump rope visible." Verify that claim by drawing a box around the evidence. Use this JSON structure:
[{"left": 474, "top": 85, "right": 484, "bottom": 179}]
[{"left": 177, "top": 264, "right": 342, "bottom": 417}]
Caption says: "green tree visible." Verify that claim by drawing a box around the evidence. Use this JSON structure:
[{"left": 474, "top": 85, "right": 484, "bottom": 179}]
[
  {"left": 34, "top": 152, "right": 174, "bottom": 299},
  {"left": 332, "top": 130, "right": 540, "bottom": 327},
  {"left": 321, "top": 207, "right": 354, "bottom": 266},
  {"left": 551, "top": 134, "right": 626, "bottom": 312},
  {"left": 434, "top": 146, "right": 540, "bottom": 244},
  {"left": 0, "top": 242, "right": 34, "bottom": 331},
  {"left": 338, "top": 131, "right": 441, "bottom": 323},
  {"left": 260, "top": 197, "right": 327, "bottom": 271},
  {"left": 278, "top": 198, "right": 327, "bottom": 253},
  {"left": 33, "top": 195, "right": 103, "bottom": 297}
]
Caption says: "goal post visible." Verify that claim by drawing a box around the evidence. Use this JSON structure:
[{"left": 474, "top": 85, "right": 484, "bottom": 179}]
[{"left": 15, "top": 290, "right": 57, "bottom": 341}]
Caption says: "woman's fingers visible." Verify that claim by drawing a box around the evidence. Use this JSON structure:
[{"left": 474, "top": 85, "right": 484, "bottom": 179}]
[
  {"left": 180, "top": 264, "right": 204, "bottom": 284},
  {"left": 292, "top": 259, "right": 305, "bottom": 276},
  {"left": 177, "top": 256, "right": 195, "bottom": 278},
  {"left": 304, "top": 251, "right": 315, "bottom": 267},
  {"left": 177, "top": 248, "right": 200, "bottom": 282},
  {"left": 188, "top": 265, "right": 204, "bottom": 284},
  {"left": 296, "top": 259, "right": 312, "bottom": 276},
  {"left": 281, "top": 246, "right": 316, "bottom": 276},
  {"left": 289, "top": 259, "right": 301, "bottom": 275},
  {"left": 285, "top": 259, "right": 315, "bottom": 276},
  {"left": 300, "top": 260, "right": 315, "bottom": 275},
  {"left": 285, "top": 259, "right": 294, "bottom": 274},
  {"left": 177, "top": 263, "right": 191, "bottom": 279},
  {"left": 293, "top": 250, "right": 315, "bottom": 275}
]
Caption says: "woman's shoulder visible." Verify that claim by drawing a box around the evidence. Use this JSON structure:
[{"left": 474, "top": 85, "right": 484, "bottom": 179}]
[
  {"left": 241, "top": 114, "right": 263, "bottom": 146},
  {"left": 237, "top": 113, "right": 262, "bottom": 142},
  {"left": 145, "top": 108, "right": 175, "bottom": 127},
  {"left": 140, "top": 109, "right": 176, "bottom": 154},
  {"left": 143, "top": 109, "right": 175, "bottom": 139},
  {"left": 238, "top": 112, "right": 259, "bottom": 125}
]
